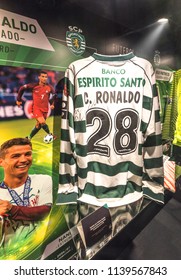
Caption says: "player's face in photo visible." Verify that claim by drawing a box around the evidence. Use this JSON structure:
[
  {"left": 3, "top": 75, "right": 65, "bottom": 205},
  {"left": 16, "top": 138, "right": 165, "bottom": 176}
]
[
  {"left": 39, "top": 73, "right": 48, "bottom": 85},
  {"left": 0, "top": 145, "right": 32, "bottom": 178}
]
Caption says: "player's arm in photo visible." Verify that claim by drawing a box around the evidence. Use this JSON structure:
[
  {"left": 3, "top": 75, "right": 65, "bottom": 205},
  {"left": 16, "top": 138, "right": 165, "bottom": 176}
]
[
  {"left": 16, "top": 83, "right": 35, "bottom": 106},
  {"left": 49, "top": 84, "right": 57, "bottom": 110},
  {"left": 0, "top": 201, "right": 51, "bottom": 221}
]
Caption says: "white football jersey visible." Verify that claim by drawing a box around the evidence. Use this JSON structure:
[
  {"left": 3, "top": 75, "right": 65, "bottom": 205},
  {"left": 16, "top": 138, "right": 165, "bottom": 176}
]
[{"left": 57, "top": 53, "right": 164, "bottom": 207}]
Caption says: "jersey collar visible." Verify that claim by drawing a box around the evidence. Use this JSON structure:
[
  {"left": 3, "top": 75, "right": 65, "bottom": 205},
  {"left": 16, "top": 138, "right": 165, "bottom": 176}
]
[{"left": 92, "top": 52, "right": 135, "bottom": 61}]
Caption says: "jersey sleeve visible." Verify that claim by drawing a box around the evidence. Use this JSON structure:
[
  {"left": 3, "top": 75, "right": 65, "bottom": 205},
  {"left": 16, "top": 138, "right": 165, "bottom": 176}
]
[
  {"left": 56, "top": 67, "right": 79, "bottom": 205},
  {"left": 17, "top": 85, "right": 27, "bottom": 101},
  {"left": 17, "top": 83, "right": 35, "bottom": 101},
  {"left": 142, "top": 70, "right": 164, "bottom": 204},
  {"left": 49, "top": 84, "right": 57, "bottom": 105},
  {"left": 9, "top": 205, "right": 51, "bottom": 221}
]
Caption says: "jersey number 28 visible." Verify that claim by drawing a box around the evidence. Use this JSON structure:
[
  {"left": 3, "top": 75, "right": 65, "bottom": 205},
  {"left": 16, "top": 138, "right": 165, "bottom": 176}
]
[{"left": 86, "top": 108, "right": 139, "bottom": 156}]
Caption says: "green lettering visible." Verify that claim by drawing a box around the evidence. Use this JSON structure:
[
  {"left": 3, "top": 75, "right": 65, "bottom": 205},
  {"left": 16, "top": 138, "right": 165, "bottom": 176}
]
[
  {"left": 120, "top": 78, "right": 125, "bottom": 87},
  {"left": 137, "top": 78, "right": 142, "bottom": 87},
  {"left": 96, "top": 77, "right": 101, "bottom": 87},
  {"left": 125, "top": 78, "right": 130, "bottom": 87},
  {"left": 78, "top": 78, "right": 83, "bottom": 87},
  {"left": 110, "top": 78, "right": 117, "bottom": 87},
  {"left": 82, "top": 77, "right": 87, "bottom": 87},
  {"left": 87, "top": 77, "right": 92, "bottom": 87},
  {"left": 142, "top": 79, "right": 146, "bottom": 86},
  {"left": 130, "top": 78, "right": 137, "bottom": 87}
]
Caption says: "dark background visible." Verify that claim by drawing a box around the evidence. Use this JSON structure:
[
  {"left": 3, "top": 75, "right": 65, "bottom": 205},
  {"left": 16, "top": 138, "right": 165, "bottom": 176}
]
[{"left": 0, "top": 0, "right": 181, "bottom": 69}]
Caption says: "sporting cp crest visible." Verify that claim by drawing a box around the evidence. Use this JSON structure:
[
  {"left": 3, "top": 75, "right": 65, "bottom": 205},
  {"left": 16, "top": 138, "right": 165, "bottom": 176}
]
[{"left": 66, "top": 27, "right": 86, "bottom": 56}]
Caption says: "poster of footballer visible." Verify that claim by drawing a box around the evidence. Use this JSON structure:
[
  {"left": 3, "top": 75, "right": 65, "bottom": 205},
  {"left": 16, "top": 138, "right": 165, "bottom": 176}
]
[
  {"left": 0, "top": 65, "right": 78, "bottom": 260},
  {"left": 0, "top": 8, "right": 83, "bottom": 260}
]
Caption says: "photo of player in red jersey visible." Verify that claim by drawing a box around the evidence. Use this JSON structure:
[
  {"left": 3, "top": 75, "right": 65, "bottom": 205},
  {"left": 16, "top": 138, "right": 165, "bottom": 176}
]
[{"left": 16, "top": 71, "right": 57, "bottom": 141}]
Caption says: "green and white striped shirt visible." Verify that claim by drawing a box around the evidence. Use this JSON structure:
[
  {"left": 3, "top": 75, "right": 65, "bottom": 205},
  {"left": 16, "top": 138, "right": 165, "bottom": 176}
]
[{"left": 57, "top": 53, "right": 164, "bottom": 207}]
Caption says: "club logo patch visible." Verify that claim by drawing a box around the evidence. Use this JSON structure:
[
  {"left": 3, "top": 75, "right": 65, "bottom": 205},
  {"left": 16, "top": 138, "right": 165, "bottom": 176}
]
[{"left": 66, "top": 26, "right": 85, "bottom": 56}]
